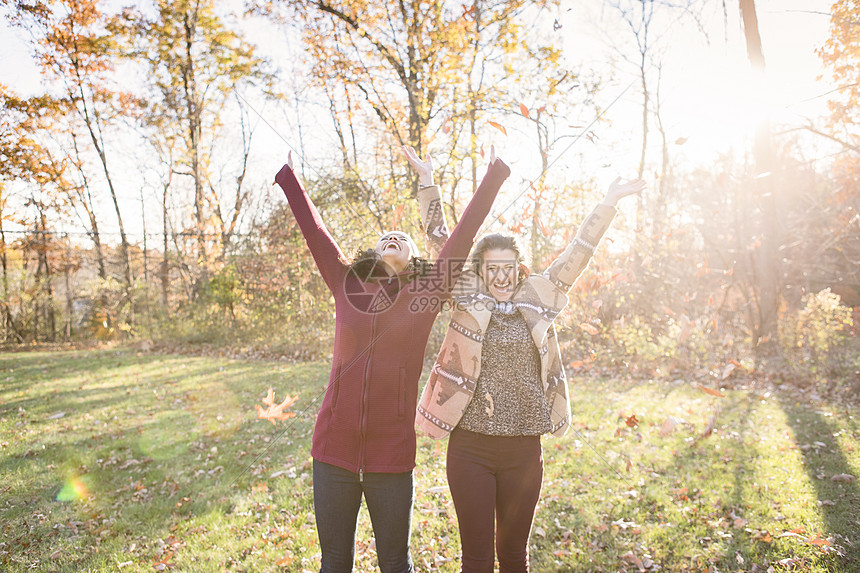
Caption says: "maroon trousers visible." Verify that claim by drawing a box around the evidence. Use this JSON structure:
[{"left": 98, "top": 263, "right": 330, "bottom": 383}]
[{"left": 446, "top": 428, "right": 544, "bottom": 573}]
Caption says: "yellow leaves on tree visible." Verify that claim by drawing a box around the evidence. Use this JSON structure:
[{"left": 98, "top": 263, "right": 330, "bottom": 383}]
[{"left": 255, "top": 387, "right": 298, "bottom": 425}]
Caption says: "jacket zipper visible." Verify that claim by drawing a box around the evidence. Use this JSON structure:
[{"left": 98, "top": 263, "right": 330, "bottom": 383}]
[{"left": 359, "top": 294, "right": 378, "bottom": 483}]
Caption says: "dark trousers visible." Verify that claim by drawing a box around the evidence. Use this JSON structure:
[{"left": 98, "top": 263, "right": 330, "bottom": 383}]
[
  {"left": 313, "top": 460, "right": 415, "bottom": 573},
  {"left": 446, "top": 428, "right": 543, "bottom": 573}
]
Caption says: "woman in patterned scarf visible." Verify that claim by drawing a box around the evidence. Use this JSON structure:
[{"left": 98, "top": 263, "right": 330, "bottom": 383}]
[{"left": 416, "top": 175, "right": 645, "bottom": 572}]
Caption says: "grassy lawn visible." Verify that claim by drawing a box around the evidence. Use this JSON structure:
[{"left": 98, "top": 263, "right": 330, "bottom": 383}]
[{"left": 1, "top": 349, "right": 857, "bottom": 572}]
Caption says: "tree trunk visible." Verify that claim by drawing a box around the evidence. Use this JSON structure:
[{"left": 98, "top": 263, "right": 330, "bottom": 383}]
[
  {"left": 739, "top": 0, "right": 780, "bottom": 358},
  {"left": 183, "top": 7, "right": 207, "bottom": 267},
  {"left": 64, "top": 235, "right": 73, "bottom": 341},
  {"left": 73, "top": 67, "right": 134, "bottom": 328},
  {"left": 161, "top": 183, "right": 170, "bottom": 309}
]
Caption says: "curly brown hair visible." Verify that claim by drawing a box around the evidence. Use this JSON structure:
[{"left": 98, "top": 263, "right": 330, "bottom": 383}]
[{"left": 349, "top": 249, "right": 433, "bottom": 281}]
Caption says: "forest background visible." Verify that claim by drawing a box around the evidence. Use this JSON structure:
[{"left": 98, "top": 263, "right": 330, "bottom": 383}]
[{"left": 0, "top": 0, "right": 858, "bottom": 391}]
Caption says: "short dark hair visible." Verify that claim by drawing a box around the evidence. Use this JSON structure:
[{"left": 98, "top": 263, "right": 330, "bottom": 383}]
[{"left": 471, "top": 233, "right": 523, "bottom": 273}]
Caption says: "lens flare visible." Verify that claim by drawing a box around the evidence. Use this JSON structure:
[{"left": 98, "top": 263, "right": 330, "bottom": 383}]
[{"left": 56, "top": 476, "right": 89, "bottom": 501}]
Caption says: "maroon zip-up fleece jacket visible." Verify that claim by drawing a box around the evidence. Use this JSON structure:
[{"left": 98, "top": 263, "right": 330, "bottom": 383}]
[{"left": 275, "top": 160, "right": 511, "bottom": 475}]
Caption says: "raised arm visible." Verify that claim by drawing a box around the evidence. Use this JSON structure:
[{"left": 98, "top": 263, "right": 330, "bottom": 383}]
[
  {"left": 432, "top": 150, "right": 509, "bottom": 291},
  {"left": 274, "top": 152, "right": 348, "bottom": 292},
  {"left": 545, "top": 177, "right": 645, "bottom": 291},
  {"left": 403, "top": 145, "right": 448, "bottom": 260}
]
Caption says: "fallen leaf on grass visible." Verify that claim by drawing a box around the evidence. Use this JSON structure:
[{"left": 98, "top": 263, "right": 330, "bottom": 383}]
[
  {"left": 255, "top": 387, "right": 298, "bottom": 425},
  {"left": 817, "top": 499, "right": 837, "bottom": 507},
  {"left": 153, "top": 550, "right": 174, "bottom": 571},
  {"left": 831, "top": 473, "right": 856, "bottom": 483},
  {"left": 625, "top": 414, "right": 639, "bottom": 427},
  {"left": 747, "top": 529, "right": 772, "bottom": 542},
  {"left": 621, "top": 551, "right": 646, "bottom": 571},
  {"left": 611, "top": 518, "right": 638, "bottom": 530},
  {"left": 778, "top": 531, "right": 805, "bottom": 540},
  {"left": 807, "top": 534, "right": 830, "bottom": 548}
]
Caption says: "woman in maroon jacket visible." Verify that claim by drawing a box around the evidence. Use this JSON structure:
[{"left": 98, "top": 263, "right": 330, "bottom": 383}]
[{"left": 275, "top": 149, "right": 510, "bottom": 573}]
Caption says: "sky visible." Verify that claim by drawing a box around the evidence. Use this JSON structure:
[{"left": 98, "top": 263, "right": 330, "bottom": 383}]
[
  {"left": 0, "top": 0, "right": 840, "bottom": 241},
  {"left": 559, "top": 0, "right": 837, "bottom": 179}
]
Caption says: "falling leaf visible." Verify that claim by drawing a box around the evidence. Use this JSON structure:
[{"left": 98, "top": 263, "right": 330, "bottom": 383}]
[
  {"left": 519, "top": 103, "right": 530, "bottom": 118},
  {"left": 536, "top": 215, "right": 552, "bottom": 238},
  {"left": 702, "top": 409, "right": 719, "bottom": 438},
  {"left": 675, "top": 137, "right": 688, "bottom": 145},
  {"left": 488, "top": 121, "right": 507, "bottom": 135},
  {"left": 255, "top": 387, "right": 299, "bottom": 425},
  {"left": 697, "top": 383, "right": 725, "bottom": 398},
  {"left": 579, "top": 323, "right": 599, "bottom": 336},
  {"left": 659, "top": 417, "right": 678, "bottom": 437},
  {"left": 392, "top": 204, "right": 406, "bottom": 228},
  {"left": 720, "top": 363, "right": 736, "bottom": 380},
  {"left": 625, "top": 414, "right": 639, "bottom": 428}
]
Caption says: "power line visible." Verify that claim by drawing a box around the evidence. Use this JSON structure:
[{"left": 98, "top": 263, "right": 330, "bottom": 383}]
[{"left": 0, "top": 229, "right": 261, "bottom": 239}]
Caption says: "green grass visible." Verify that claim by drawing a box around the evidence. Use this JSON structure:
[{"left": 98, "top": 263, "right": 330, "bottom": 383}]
[{"left": 1, "top": 350, "right": 858, "bottom": 572}]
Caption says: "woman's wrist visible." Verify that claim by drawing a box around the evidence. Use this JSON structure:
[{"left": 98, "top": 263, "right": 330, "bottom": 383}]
[
  {"left": 419, "top": 177, "right": 436, "bottom": 188},
  {"left": 600, "top": 195, "right": 617, "bottom": 207}
]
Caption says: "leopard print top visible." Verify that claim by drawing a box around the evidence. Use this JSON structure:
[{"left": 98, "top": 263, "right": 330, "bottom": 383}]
[{"left": 457, "top": 305, "right": 552, "bottom": 436}]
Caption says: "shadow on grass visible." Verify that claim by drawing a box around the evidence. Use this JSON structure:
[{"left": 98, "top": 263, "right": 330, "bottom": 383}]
[
  {"left": 0, "top": 350, "right": 326, "bottom": 572},
  {"left": 531, "top": 377, "right": 858, "bottom": 572},
  {"left": 779, "top": 397, "right": 860, "bottom": 566}
]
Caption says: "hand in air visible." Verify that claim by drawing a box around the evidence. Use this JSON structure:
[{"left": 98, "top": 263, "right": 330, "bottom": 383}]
[
  {"left": 273, "top": 150, "right": 296, "bottom": 186},
  {"left": 488, "top": 144, "right": 496, "bottom": 166},
  {"left": 604, "top": 177, "right": 646, "bottom": 206},
  {"left": 402, "top": 145, "right": 435, "bottom": 187}
]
